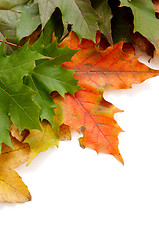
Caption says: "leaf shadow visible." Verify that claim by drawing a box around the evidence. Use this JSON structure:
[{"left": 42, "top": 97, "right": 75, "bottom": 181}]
[
  {"left": 16, "top": 145, "right": 59, "bottom": 174},
  {"left": 0, "top": 202, "right": 18, "bottom": 209}
]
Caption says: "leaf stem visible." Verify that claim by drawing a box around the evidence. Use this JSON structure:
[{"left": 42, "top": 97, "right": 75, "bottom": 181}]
[{"left": 0, "top": 40, "right": 21, "bottom": 48}]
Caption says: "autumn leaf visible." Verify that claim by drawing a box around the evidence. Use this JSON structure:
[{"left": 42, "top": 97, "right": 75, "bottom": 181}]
[
  {"left": 10, "top": 124, "right": 29, "bottom": 143},
  {"left": 153, "top": 0, "right": 159, "bottom": 12},
  {"left": 130, "top": 31, "right": 155, "bottom": 58},
  {"left": 62, "top": 32, "right": 159, "bottom": 93},
  {"left": 0, "top": 170, "right": 31, "bottom": 203},
  {"left": 53, "top": 90, "right": 123, "bottom": 164},
  {"left": 1, "top": 0, "right": 159, "bottom": 203},
  {"left": 24, "top": 120, "right": 59, "bottom": 165},
  {"left": 0, "top": 137, "right": 31, "bottom": 203},
  {"left": 59, "top": 124, "right": 71, "bottom": 141}
]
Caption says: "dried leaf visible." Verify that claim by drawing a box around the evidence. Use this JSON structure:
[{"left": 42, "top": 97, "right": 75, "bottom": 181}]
[
  {"left": 10, "top": 124, "right": 29, "bottom": 143},
  {"left": 0, "top": 170, "right": 31, "bottom": 203},
  {"left": 0, "top": 136, "right": 31, "bottom": 203},
  {"left": 59, "top": 124, "right": 71, "bottom": 141},
  {"left": 130, "top": 31, "right": 155, "bottom": 58},
  {"left": 0, "top": 137, "right": 30, "bottom": 170}
]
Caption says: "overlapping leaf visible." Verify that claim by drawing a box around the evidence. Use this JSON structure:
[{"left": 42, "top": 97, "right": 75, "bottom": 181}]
[
  {"left": 53, "top": 90, "right": 123, "bottom": 163},
  {"left": 24, "top": 120, "right": 59, "bottom": 165},
  {"left": 34, "top": 0, "right": 99, "bottom": 41},
  {"left": 0, "top": 0, "right": 159, "bottom": 203},
  {"left": 0, "top": 137, "right": 31, "bottom": 203},
  {"left": 0, "top": 42, "right": 43, "bottom": 149},
  {"left": 62, "top": 32, "right": 159, "bottom": 93},
  {"left": 16, "top": 2, "right": 41, "bottom": 41},
  {"left": 23, "top": 35, "right": 80, "bottom": 125},
  {"left": 120, "top": 0, "right": 159, "bottom": 49},
  {"left": 90, "top": 0, "right": 113, "bottom": 44}
]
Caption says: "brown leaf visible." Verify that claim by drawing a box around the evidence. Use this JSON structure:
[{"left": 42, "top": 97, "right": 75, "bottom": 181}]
[
  {"left": 130, "top": 30, "right": 155, "bottom": 58},
  {"left": 59, "top": 124, "right": 71, "bottom": 141},
  {"left": 0, "top": 137, "right": 30, "bottom": 170},
  {"left": 10, "top": 124, "right": 29, "bottom": 143}
]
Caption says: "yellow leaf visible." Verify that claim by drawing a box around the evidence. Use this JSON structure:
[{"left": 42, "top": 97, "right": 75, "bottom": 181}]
[
  {"left": 0, "top": 170, "right": 31, "bottom": 203},
  {"left": 0, "top": 137, "right": 31, "bottom": 203},
  {"left": 24, "top": 121, "right": 59, "bottom": 165},
  {"left": 0, "top": 137, "right": 30, "bottom": 169}
]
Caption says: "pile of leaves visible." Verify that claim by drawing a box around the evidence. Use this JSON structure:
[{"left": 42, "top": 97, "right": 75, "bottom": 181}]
[{"left": 0, "top": 0, "right": 159, "bottom": 202}]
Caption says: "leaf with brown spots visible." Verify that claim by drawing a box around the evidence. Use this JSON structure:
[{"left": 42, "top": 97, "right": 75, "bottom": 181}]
[{"left": 53, "top": 90, "right": 123, "bottom": 164}]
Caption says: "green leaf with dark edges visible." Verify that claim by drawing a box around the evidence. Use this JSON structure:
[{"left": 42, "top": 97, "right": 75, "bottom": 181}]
[
  {"left": 34, "top": 0, "right": 99, "bottom": 41},
  {"left": 91, "top": 0, "right": 113, "bottom": 44}
]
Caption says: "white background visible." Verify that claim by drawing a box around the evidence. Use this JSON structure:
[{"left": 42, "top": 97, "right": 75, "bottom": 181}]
[{"left": 1, "top": 56, "right": 159, "bottom": 240}]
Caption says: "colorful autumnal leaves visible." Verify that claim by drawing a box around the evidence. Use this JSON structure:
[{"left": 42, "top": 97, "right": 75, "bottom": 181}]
[
  {"left": 53, "top": 32, "right": 159, "bottom": 163},
  {"left": 1, "top": 0, "right": 159, "bottom": 202}
]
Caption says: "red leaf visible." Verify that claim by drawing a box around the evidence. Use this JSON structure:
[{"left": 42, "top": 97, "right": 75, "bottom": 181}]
[{"left": 54, "top": 90, "right": 124, "bottom": 164}]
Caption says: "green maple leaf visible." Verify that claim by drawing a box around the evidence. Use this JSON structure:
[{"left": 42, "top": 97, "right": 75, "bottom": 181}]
[
  {"left": 34, "top": 0, "right": 99, "bottom": 41},
  {"left": 120, "top": 0, "right": 159, "bottom": 49},
  {"left": 24, "top": 35, "right": 80, "bottom": 125},
  {"left": 0, "top": 41, "right": 43, "bottom": 149}
]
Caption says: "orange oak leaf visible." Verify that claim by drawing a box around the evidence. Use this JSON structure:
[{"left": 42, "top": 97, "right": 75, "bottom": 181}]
[
  {"left": 61, "top": 32, "right": 159, "bottom": 93},
  {"left": 53, "top": 90, "right": 123, "bottom": 164}
]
